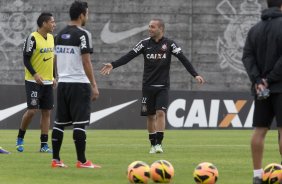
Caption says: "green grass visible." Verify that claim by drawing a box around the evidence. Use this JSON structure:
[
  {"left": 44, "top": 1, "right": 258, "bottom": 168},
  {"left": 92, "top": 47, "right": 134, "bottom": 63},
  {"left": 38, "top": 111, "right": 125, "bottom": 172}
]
[{"left": 0, "top": 129, "right": 280, "bottom": 184}]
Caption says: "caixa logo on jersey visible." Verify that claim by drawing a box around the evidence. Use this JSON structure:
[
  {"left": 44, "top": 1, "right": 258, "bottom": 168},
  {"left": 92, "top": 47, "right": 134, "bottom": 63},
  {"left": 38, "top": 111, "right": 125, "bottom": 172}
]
[{"left": 166, "top": 93, "right": 254, "bottom": 129}]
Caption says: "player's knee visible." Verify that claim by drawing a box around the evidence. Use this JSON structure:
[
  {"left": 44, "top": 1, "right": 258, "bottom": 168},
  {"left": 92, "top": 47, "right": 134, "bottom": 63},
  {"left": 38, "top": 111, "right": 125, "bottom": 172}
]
[
  {"left": 25, "top": 109, "right": 38, "bottom": 117},
  {"left": 73, "top": 127, "right": 86, "bottom": 142},
  {"left": 156, "top": 110, "right": 165, "bottom": 118},
  {"left": 52, "top": 125, "right": 64, "bottom": 139}
]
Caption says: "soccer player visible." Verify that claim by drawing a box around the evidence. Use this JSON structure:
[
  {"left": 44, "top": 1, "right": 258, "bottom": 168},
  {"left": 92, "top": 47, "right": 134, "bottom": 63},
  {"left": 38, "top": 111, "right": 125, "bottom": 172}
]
[
  {"left": 51, "top": 1, "right": 100, "bottom": 168},
  {"left": 16, "top": 13, "right": 56, "bottom": 153},
  {"left": 0, "top": 146, "right": 10, "bottom": 154},
  {"left": 242, "top": 0, "right": 282, "bottom": 183},
  {"left": 100, "top": 18, "right": 205, "bottom": 154}
]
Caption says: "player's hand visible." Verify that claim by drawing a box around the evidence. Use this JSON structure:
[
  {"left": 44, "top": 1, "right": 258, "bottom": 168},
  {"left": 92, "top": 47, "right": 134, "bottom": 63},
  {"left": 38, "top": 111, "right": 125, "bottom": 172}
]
[
  {"left": 100, "top": 63, "right": 113, "bottom": 75},
  {"left": 255, "top": 83, "right": 265, "bottom": 95},
  {"left": 262, "top": 78, "right": 268, "bottom": 88},
  {"left": 91, "top": 85, "right": 99, "bottom": 101},
  {"left": 52, "top": 79, "right": 57, "bottom": 89},
  {"left": 195, "top": 76, "right": 205, "bottom": 84},
  {"left": 34, "top": 73, "right": 44, "bottom": 85}
]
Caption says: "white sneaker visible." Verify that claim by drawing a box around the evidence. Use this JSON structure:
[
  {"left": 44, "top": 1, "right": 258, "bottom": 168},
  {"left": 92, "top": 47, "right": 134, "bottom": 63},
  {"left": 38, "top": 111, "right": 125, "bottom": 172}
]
[
  {"left": 149, "top": 146, "right": 156, "bottom": 154},
  {"left": 155, "top": 144, "right": 163, "bottom": 153}
]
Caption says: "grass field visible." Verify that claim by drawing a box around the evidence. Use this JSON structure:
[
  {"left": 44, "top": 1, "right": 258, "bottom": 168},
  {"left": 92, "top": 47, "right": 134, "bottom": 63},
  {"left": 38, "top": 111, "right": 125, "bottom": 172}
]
[{"left": 0, "top": 129, "right": 281, "bottom": 184}]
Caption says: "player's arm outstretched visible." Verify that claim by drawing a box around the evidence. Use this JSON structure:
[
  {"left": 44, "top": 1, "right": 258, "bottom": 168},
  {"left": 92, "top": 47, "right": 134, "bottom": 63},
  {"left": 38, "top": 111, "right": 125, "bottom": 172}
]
[
  {"left": 195, "top": 75, "right": 205, "bottom": 84},
  {"left": 100, "top": 40, "right": 145, "bottom": 75},
  {"left": 100, "top": 63, "right": 113, "bottom": 75},
  {"left": 170, "top": 41, "right": 205, "bottom": 84}
]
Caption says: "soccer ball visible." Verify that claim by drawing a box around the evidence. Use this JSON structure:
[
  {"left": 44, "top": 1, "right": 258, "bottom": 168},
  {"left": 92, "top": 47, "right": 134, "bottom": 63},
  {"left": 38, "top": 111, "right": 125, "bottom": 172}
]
[
  {"left": 262, "top": 163, "right": 282, "bottom": 184},
  {"left": 150, "top": 160, "right": 174, "bottom": 183},
  {"left": 193, "top": 162, "right": 218, "bottom": 184},
  {"left": 127, "top": 161, "right": 150, "bottom": 184}
]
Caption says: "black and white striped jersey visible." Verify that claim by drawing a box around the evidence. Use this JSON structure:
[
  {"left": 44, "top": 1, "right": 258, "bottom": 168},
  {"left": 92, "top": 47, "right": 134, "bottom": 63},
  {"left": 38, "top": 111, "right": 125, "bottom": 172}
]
[{"left": 55, "top": 25, "right": 93, "bottom": 83}]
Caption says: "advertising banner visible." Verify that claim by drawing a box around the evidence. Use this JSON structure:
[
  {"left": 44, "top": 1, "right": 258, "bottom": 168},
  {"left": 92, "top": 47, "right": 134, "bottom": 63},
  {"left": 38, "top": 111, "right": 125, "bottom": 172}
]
[{"left": 0, "top": 85, "right": 257, "bottom": 129}]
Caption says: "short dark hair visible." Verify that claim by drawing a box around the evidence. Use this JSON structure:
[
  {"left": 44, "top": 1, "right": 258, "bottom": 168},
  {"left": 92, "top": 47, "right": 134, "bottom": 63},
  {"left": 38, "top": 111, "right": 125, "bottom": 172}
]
[
  {"left": 69, "top": 1, "right": 88, "bottom": 20},
  {"left": 37, "top": 12, "right": 53, "bottom": 28},
  {"left": 267, "top": 0, "right": 282, "bottom": 8},
  {"left": 152, "top": 18, "right": 165, "bottom": 31}
]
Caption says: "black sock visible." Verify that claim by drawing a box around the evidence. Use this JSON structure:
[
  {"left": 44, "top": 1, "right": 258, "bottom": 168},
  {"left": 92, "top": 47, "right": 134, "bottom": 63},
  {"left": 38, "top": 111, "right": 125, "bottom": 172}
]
[
  {"left": 149, "top": 132, "right": 156, "bottom": 146},
  {"left": 40, "top": 134, "right": 48, "bottom": 148},
  {"left": 156, "top": 131, "right": 164, "bottom": 145},
  {"left": 73, "top": 125, "right": 86, "bottom": 163},
  {"left": 17, "top": 129, "right": 26, "bottom": 139},
  {"left": 52, "top": 126, "right": 64, "bottom": 161}
]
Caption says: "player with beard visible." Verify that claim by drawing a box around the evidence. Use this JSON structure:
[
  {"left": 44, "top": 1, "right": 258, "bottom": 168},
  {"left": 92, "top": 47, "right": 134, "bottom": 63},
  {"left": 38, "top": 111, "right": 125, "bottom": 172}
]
[{"left": 51, "top": 1, "right": 100, "bottom": 168}]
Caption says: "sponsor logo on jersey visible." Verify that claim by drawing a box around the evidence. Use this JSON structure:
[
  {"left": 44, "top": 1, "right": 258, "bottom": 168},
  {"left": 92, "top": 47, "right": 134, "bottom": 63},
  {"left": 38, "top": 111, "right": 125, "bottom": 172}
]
[
  {"left": 61, "top": 34, "right": 71, "bottom": 39},
  {"left": 43, "top": 57, "right": 52, "bottom": 62},
  {"left": 56, "top": 46, "right": 75, "bottom": 54},
  {"left": 171, "top": 43, "right": 181, "bottom": 54},
  {"left": 133, "top": 43, "right": 144, "bottom": 53},
  {"left": 28, "top": 40, "right": 34, "bottom": 52},
  {"left": 161, "top": 44, "right": 167, "bottom": 51},
  {"left": 40, "top": 48, "right": 53, "bottom": 53},
  {"left": 146, "top": 53, "right": 166, "bottom": 60},
  {"left": 80, "top": 35, "right": 87, "bottom": 49}
]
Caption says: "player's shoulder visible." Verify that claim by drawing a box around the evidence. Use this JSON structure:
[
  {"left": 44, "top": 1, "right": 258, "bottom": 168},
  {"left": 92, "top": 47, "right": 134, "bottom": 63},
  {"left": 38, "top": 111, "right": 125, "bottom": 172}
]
[
  {"left": 27, "top": 32, "right": 36, "bottom": 40},
  {"left": 163, "top": 37, "right": 175, "bottom": 44},
  {"left": 135, "top": 37, "right": 150, "bottom": 46},
  {"left": 24, "top": 32, "right": 36, "bottom": 45},
  {"left": 47, "top": 33, "right": 54, "bottom": 37},
  {"left": 76, "top": 26, "right": 92, "bottom": 38}
]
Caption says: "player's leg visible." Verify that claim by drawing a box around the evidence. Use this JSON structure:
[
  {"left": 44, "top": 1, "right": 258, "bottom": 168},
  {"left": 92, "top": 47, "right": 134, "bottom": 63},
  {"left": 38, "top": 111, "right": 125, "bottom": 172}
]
[
  {"left": 40, "top": 110, "right": 52, "bottom": 153},
  {"left": 155, "top": 110, "right": 165, "bottom": 153},
  {"left": 16, "top": 81, "right": 40, "bottom": 152},
  {"left": 251, "top": 128, "right": 268, "bottom": 172},
  {"left": 39, "top": 85, "right": 54, "bottom": 153},
  {"left": 141, "top": 88, "right": 157, "bottom": 153},
  {"left": 51, "top": 83, "right": 69, "bottom": 168},
  {"left": 51, "top": 124, "right": 67, "bottom": 168},
  {"left": 147, "top": 115, "right": 157, "bottom": 153},
  {"left": 251, "top": 97, "right": 273, "bottom": 184},
  {"left": 278, "top": 128, "right": 282, "bottom": 165},
  {"left": 154, "top": 88, "right": 169, "bottom": 153},
  {"left": 272, "top": 93, "right": 282, "bottom": 164},
  {"left": 71, "top": 83, "right": 101, "bottom": 168}
]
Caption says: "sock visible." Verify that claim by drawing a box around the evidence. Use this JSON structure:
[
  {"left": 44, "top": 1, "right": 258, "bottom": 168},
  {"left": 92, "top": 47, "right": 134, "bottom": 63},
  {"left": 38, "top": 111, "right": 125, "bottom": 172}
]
[
  {"left": 73, "top": 126, "right": 86, "bottom": 163},
  {"left": 253, "top": 168, "right": 263, "bottom": 178},
  {"left": 40, "top": 134, "right": 48, "bottom": 148},
  {"left": 17, "top": 129, "right": 26, "bottom": 139},
  {"left": 52, "top": 126, "right": 64, "bottom": 161},
  {"left": 156, "top": 131, "right": 164, "bottom": 145},
  {"left": 149, "top": 132, "right": 156, "bottom": 146}
]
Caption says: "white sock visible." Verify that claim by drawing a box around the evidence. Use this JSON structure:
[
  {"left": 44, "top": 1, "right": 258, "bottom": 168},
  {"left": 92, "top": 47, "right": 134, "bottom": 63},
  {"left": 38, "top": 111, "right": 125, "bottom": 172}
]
[{"left": 253, "top": 169, "right": 263, "bottom": 178}]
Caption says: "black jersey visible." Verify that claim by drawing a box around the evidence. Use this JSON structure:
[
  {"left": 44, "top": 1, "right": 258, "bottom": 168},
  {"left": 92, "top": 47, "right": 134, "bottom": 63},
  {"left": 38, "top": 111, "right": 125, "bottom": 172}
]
[
  {"left": 111, "top": 37, "right": 198, "bottom": 88},
  {"left": 55, "top": 25, "right": 93, "bottom": 83}
]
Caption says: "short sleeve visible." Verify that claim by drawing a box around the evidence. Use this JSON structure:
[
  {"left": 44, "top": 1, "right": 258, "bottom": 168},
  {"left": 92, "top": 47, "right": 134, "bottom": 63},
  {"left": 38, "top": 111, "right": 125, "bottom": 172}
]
[{"left": 80, "top": 30, "right": 93, "bottom": 54}]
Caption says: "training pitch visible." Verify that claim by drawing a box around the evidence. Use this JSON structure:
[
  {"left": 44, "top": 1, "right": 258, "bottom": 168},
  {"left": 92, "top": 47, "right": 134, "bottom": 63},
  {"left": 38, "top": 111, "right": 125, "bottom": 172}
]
[{"left": 0, "top": 129, "right": 280, "bottom": 184}]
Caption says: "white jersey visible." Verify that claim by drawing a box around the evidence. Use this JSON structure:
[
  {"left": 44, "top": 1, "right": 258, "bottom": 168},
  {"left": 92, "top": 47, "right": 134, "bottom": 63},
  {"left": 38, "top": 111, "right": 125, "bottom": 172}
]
[{"left": 55, "top": 25, "right": 93, "bottom": 83}]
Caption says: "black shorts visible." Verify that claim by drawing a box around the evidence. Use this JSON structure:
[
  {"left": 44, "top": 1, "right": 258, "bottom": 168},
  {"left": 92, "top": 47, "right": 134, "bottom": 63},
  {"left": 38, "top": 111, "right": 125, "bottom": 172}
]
[
  {"left": 253, "top": 93, "right": 282, "bottom": 128},
  {"left": 55, "top": 82, "right": 91, "bottom": 126},
  {"left": 25, "top": 81, "right": 54, "bottom": 109},
  {"left": 140, "top": 87, "right": 169, "bottom": 116}
]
